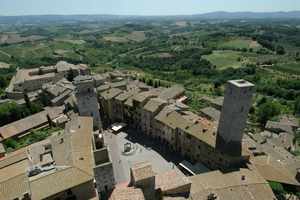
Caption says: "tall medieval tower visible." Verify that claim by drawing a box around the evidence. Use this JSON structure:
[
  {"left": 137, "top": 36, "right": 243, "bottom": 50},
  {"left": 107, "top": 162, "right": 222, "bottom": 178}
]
[
  {"left": 74, "top": 75, "right": 102, "bottom": 130},
  {"left": 216, "top": 79, "right": 254, "bottom": 156}
]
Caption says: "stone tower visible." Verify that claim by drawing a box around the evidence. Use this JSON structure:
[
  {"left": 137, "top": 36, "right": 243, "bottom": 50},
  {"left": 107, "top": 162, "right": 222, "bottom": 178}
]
[
  {"left": 74, "top": 75, "right": 102, "bottom": 130},
  {"left": 216, "top": 79, "right": 254, "bottom": 156}
]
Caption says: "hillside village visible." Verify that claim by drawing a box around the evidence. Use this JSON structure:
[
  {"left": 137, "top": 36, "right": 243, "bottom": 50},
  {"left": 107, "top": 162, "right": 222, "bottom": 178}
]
[{"left": 0, "top": 61, "right": 299, "bottom": 200}]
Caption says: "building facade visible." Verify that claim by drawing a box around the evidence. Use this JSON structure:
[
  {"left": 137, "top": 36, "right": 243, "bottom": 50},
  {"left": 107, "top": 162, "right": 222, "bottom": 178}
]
[{"left": 74, "top": 75, "right": 102, "bottom": 130}]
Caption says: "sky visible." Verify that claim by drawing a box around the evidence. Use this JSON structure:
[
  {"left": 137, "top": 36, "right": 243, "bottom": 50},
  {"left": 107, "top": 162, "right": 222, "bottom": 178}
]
[{"left": 0, "top": 0, "right": 300, "bottom": 16}]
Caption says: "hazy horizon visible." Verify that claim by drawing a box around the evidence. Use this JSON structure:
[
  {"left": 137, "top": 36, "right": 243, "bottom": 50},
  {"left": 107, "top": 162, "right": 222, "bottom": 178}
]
[{"left": 0, "top": 0, "right": 300, "bottom": 16}]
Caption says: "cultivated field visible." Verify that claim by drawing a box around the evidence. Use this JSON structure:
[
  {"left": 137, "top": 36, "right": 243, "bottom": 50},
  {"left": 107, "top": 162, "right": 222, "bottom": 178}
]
[
  {"left": 218, "top": 38, "right": 262, "bottom": 50},
  {"left": 203, "top": 50, "right": 246, "bottom": 69}
]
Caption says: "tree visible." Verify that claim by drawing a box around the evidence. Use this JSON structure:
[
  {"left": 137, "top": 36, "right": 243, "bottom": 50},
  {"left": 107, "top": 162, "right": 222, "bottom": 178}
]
[
  {"left": 276, "top": 45, "right": 285, "bottom": 55},
  {"left": 294, "top": 96, "right": 300, "bottom": 116},
  {"left": 67, "top": 69, "right": 75, "bottom": 82},
  {"left": 40, "top": 92, "right": 49, "bottom": 106},
  {"left": 213, "top": 79, "right": 222, "bottom": 89},
  {"left": 257, "top": 100, "right": 281, "bottom": 125},
  {"left": 24, "top": 92, "right": 31, "bottom": 110}
]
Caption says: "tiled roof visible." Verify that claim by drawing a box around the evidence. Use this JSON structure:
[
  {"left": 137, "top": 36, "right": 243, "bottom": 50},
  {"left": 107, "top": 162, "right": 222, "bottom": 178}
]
[
  {"left": 0, "top": 148, "right": 27, "bottom": 169},
  {"left": 200, "top": 106, "right": 220, "bottom": 121},
  {"left": 133, "top": 89, "right": 161, "bottom": 103},
  {"left": 30, "top": 167, "right": 92, "bottom": 200},
  {"left": 158, "top": 85, "right": 184, "bottom": 101},
  {"left": 131, "top": 162, "right": 155, "bottom": 183},
  {"left": 0, "top": 106, "right": 65, "bottom": 141},
  {"left": 115, "top": 89, "right": 140, "bottom": 102},
  {"left": 251, "top": 155, "right": 300, "bottom": 186},
  {"left": 109, "top": 187, "right": 145, "bottom": 200},
  {"left": 143, "top": 98, "right": 167, "bottom": 113},
  {"left": 0, "top": 173, "right": 29, "bottom": 200},
  {"left": 100, "top": 88, "right": 123, "bottom": 100},
  {"left": 155, "top": 170, "right": 191, "bottom": 194},
  {"left": 155, "top": 108, "right": 216, "bottom": 147},
  {"left": 189, "top": 167, "right": 276, "bottom": 200},
  {"left": 0, "top": 116, "right": 95, "bottom": 200}
]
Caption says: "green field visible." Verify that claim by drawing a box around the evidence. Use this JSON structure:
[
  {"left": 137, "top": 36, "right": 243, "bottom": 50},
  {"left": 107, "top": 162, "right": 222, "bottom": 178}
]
[
  {"left": 203, "top": 50, "right": 246, "bottom": 69},
  {"left": 272, "top": 62, "right": 300, "bottom": 75},
  {"left": 218, "top": 38, "right": 262, "bottom": 50}
]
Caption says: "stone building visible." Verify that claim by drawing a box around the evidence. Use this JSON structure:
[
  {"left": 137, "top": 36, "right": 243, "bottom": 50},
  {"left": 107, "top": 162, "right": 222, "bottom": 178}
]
[
  {"left": 74, "top": 75, "right": 102, "bottom": 130},
  {"left": 0, "top": 116, "right": 98, "bottom": 200},
  {"left": 216, "top": 80, "right": 255, "bottom": 157},
  {"left": 41, "top": 78, "right": 75, "bottom": 106},
  {"left": 153, "top": 107, "right": 248, "bottom": 170},
  {"left": 97, "top": 78, "right": 251, "bottom": 170},
  {"left": 93, "top": 145, "right": 115, "bottom": 198},
  {"left": 99, "top": 88, "right": 123, "bottom": 127},
  {"left": 6, "top": 61, "right": 89, "bottom": 99},
  {"left": 132, "top": 90, "right": 163, "bottom": 129},
  {"left": 127, "top": 162, "right": 191, "bottom": 200},
  {"left": 141, "top": 98, "right": 167, "bottom": 136},
  {"left": 0, "top": 106, "right": 66, "bottom": 142},
  {"left": 189, "top": 166, "right": 277, "bottom": 200}
]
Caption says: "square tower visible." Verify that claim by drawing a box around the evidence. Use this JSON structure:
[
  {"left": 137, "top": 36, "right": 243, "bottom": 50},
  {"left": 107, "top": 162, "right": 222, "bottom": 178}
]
[
  {"left": 74, "top": 75, "right": 102, "bottom": 130},
  {"left": 216, "top": 80, "right": 254, "bottom": 156}
]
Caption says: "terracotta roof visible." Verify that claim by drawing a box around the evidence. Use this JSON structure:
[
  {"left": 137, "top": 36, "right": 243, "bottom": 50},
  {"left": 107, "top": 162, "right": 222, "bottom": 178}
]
[
  {"left": 0, "top": 159, "right": 28, "bottom": 182},
  {"left": 133, "top": 89, "right": 161, "bottom": 104},
  {"left": 251, "top": 155, "right": 300, "bottom": 186},
  {"left": 143, "top": 98, "right": 167, "bottom": 113},
  {"left": 155, "top": 109, "right": 216, "bottom": 147},
  {"left": 0, "top": 116, "right": 95, "bottom": 200},
  {"left": 189, "top": 167, "right": 276, "bottom": 200},
  {"left": 158, "top": 85, "right": 184, "bottom": 101},
  {"left": 155, "top": 170, "right": 191, "bottom": 195},
  {"left": 200, "top": 106, "right": 220, "bottom": 121},
  {"left": 0, "top": 148, "right": 27, "bottom": 169},
  {"left": 0, "top": 106, "right": 64, "bottom": 141},
  {"left": 131, "top": 162, "right": 155, "bottom": 183},
  {"left": 0, "top": 173, "right": 29, "bottom": 200},
  {"left": 115, "top": 89, "right": 140, "bottom": 102},
  {"left": 30, "top": 167, "right": 92, "bottom": 200},
  {"left": 109, "top": 187, "right": 145, "bottom": 200},
  {"left": 100, "top": 88, "right": 123, "bottom": 100}
]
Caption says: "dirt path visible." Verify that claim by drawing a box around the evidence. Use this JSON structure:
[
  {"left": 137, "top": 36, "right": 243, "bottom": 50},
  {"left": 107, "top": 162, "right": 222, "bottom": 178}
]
[{"left": 0, "top": 50, "right": 11, "bottom": 58}]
